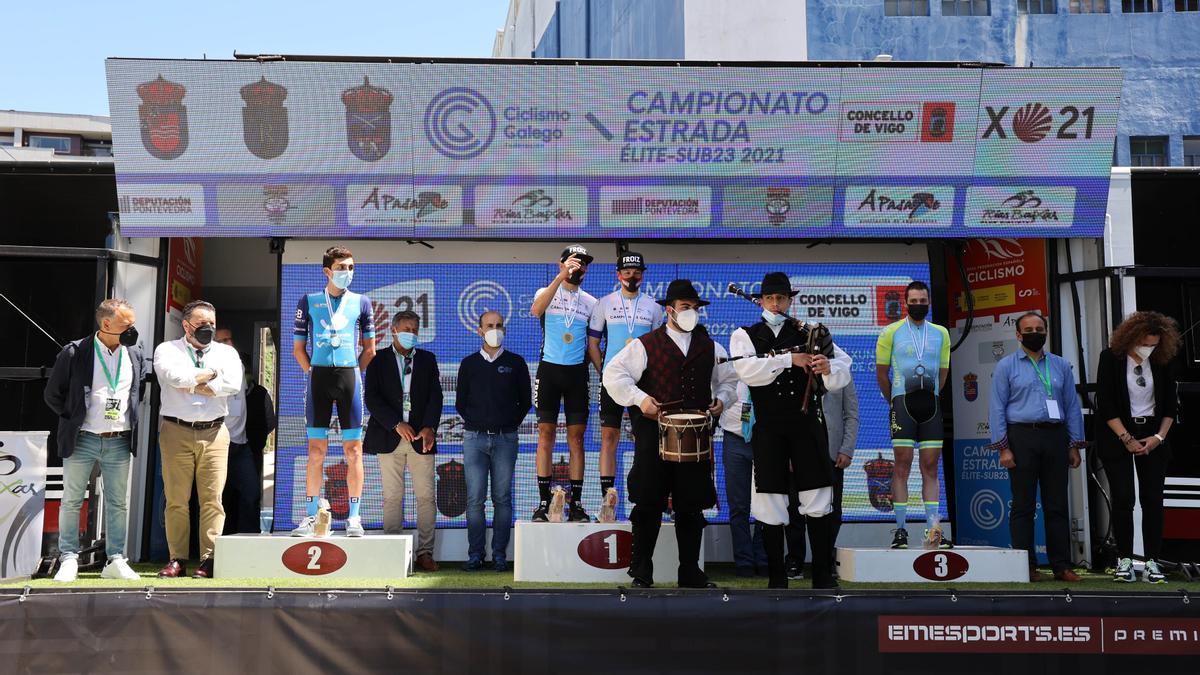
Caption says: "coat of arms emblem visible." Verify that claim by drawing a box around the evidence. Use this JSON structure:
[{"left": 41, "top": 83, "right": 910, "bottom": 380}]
[
  {"left": 241, "top": 77, "right": 288, "bottom": 159},
  {"left": 342, "top": 77, "right": 393, "bottom": 162},
  {"left": 137, "top": 75, "right": 188, "bottom": 160}
]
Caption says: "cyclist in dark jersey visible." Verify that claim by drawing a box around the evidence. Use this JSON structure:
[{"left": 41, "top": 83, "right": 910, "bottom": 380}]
[{"left": 291, "top": 245, "right": 376, "bottom": 537}]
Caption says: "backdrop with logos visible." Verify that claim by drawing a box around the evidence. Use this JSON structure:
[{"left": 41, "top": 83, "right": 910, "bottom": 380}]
[
  {"left": 106, "top": 59, "right": 1121, "bottom": 240},
  {"left": 272, "top": 260, "right": 944, "bottom": 531}
]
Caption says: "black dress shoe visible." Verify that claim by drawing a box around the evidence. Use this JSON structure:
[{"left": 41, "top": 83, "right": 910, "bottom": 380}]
[
  {"left": 811, "top": 578, "right": 840, "bottom": 590},
  {"left": 630, "top": 576, "right": 654, "bottom": 588},
  {"left": 679, "top": 579, "right": 717, "bottom": 589},
  {"left": 767, "top": 578, "right": 788, "bottom": 590}
]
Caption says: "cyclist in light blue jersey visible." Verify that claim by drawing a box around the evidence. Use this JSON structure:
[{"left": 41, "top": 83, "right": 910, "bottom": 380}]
[
  {"left": 586, "top": 251, "right": 663, "bottom": 515},
  {"left": 290, "top": 246, "right": 377, "bottom": 538},
  {"left": 529, "top": 245, "right": 598, "bottom": 522}
]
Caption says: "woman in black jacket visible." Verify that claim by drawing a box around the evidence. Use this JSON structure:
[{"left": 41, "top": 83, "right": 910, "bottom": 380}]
[{"left": 1095, "top": 311, "right": 1180, "bottom": 584}]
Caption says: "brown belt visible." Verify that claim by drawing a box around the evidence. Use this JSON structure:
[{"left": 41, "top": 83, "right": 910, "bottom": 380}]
[
  {"left": 163, "top": 415, "right": 225, "bottom": 430},
  {"left": 80, "top": 430, "right": 130, "bottom": 439}
]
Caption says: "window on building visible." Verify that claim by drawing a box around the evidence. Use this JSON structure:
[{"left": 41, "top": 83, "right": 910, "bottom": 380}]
[
  {"left": 942, "top": 0, "right": 990, "bottom": 14},
  {"left": 83, "top": 141, "right": 113, "bottom": 157},
  {"left": 1177, "top": 0, "right": 1199, "bottom": 11},
  {"left": 1122, "top": 0, "right": 1161, "bottom": 11},
  {"left": 28, "top": 135, "right": 73, "bottom": 154},
  {"left": 884, "top": 0, "right": 931, "bottom": 16},
  {"left": 1069, "top": 0, "right": 1108, "bottom": 11},
  {"left": 1185, "top": 137, "right": 1200, "bottom": 167},
  {"left": 1018, "top": 0, "right": 1057, "bottom": 13},
  {"left": 0, "top": 133, "right": 13, "bottom": 147},
  {"left": 1130, "top": 136, "right": 1168, "bottom": 167}
]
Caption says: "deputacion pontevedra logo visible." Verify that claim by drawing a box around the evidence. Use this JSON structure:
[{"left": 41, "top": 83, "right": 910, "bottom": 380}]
[
  {"left": 240, "top": 77, "right": 288, "bottom": 159},
  {"left": 342, "top": 77, "right": 394, "bottom": 162},
  {"left": 137, "top": 75, "right": 188, "bottom": 160},
  {"left": 424, "top": 87, "right": 496, "bottom": 159}
]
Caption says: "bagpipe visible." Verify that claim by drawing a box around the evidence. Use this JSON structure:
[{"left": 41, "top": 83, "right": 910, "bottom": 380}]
[{"left": 724, "top": 283, "right": 836, "bottom": 414}]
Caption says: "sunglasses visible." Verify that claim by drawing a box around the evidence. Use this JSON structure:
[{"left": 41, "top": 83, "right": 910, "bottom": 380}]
[{"left": 1133, "top": 364, "right": 1146, "bottom": 388}]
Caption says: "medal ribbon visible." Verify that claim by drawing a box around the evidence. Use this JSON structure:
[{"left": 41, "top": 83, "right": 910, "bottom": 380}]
[{"left": 906, "top": 317, "right": 928, "bottom": 373}]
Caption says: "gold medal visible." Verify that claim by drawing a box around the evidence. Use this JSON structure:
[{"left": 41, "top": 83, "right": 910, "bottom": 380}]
[{"left": 563, "top": 333, "right": 574, "bottom": 344}]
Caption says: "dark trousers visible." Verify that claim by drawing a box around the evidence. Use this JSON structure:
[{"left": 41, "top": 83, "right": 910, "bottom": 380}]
[
  {"left": 791, "top": 466, "right": 845, "bottom": 567},
  {"left": 721, "top": 430, "right": 766, "bottom": 571},
  {"left": 627, "top": 414, "right": 713, "bottom": 585},
  {"left": 1101, "top": 420, "right": 1170, "bottom": 560},
  {"left": 1007, "top": 424, "right": 1071, "bottom": 572},
  {"left": 221, "top": 442, "right": 261, "bottom": 534}
]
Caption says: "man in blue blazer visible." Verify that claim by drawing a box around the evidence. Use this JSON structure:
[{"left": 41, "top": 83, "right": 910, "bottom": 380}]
[
  {"left": 43, "top": 299, "right": 148, "bottom": 582},
  {"left": 364, "top": 310, "right": 444, "bottom": 571}
]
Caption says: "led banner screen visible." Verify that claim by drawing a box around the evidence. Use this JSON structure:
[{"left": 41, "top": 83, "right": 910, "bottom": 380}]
[
  {"left": 274, "top": 261, "right": 945, "bottom": 531},
  {"left": 106, "top": 59, "right": 1121, "bottom": 239}
]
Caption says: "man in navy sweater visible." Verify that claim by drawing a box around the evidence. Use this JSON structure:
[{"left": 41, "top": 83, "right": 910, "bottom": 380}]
[{"left": 457, "top": 310, "right": 532, "bottom": 571}]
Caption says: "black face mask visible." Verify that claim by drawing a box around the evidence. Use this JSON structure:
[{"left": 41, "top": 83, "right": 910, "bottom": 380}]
[
  {"left": 192, "top": 324, "right": 215, "bottom": 346},
  {"left": 568, "top": 271, "right": 584, "bottom": 285},
  {"left": 1020, "top": 332, "right": 1047, "bottom": 352},
  {"left": 102, "top": 325, "right": 139, "bottom": 347},
  {"left": 622, "top": 278, "right": 640, "bottom": 293},
  {"left": 907, "top": 304, "right": 929, "bottom": 321}
]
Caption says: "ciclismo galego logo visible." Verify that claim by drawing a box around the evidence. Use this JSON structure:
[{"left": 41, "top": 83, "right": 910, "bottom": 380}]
[{"left": 424, "top": 87, "right": 497, "bottom": 159}]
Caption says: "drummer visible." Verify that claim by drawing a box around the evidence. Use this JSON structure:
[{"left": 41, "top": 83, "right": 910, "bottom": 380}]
[{"left": 603, "top": 279, "right": 738, "bottom": 588}]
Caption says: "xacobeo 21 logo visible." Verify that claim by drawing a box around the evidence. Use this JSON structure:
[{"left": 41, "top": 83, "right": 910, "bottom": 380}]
[{"left": 424, "top": 87, "right": 496, "bottom": 159}]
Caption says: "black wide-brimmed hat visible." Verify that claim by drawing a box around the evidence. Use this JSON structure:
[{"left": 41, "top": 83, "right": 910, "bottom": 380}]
[
  {"left": 657, "top": 279, "right": 710, "bottom": 307},
  {"left": 560, "top": 244, "right": 594, "bottom": 265},
  {"left": 751, "top": 271, "right": 799, "bottom": 299}
]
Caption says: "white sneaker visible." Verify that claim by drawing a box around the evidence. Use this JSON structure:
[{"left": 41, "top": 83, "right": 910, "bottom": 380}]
[
  {"left": 291, "top": 515, "right": 317, "bottom": 537},
  {"left": 53, "top": 557, "right": 78, "bottom": 582},
  {"left": 345, "top": 516, "right": 364, "bottom": 538},
  {"left": 101, "top": 556, "right": 140, "bottom": 580}
]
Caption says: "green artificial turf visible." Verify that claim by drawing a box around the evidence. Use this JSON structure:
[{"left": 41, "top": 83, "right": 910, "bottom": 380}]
[{"left": 4, "top": 562, "right": 1199, "bottom": 593}]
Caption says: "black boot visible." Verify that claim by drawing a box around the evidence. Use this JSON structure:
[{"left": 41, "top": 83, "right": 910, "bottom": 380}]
[
  {"left": 763, "top": 523, "right": 788, "bottom": 589},
  {"left": 674, "top": 511, "right": 715, "bottom": 588},
  {"left": 628, "top": 504, "right": 662, "bottom": 587},
  {"left": 806, "top": 515, "right": 839, "bottom": 589}
]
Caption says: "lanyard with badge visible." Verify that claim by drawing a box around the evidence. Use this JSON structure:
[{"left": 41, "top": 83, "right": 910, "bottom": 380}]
[
  {"left": 94, "top": 338, "right": 124, "bottom": 420},
  {"left": 187, "top": 344, "right": 210, "bottom": 406},
  {"left": 1028, "top": 355, "right": 1062, "bottom": 421},
  {"left": 397, "top": 352, "right": 413, "bottom": 416},
  {"left": 325, "top": 289, "right": 349, "bottom": 348},
  {"left": 620, "top": 293, "right": 640, "bottom": 346}
]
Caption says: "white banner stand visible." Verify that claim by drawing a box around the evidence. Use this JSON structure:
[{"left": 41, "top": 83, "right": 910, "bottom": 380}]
[{"left": 0, "top": 431, "right": 49, "bottom": 580}]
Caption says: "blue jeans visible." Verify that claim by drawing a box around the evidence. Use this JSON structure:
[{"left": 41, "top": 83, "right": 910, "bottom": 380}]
[
  {"left": 722, "top": 430, "right": 766, "bottom": 570},
  {"left": 58, "top": 432, "right": 131, "bottom": 559},
  {"left": 463, "top": 430, "right": 518, "bottom": 563}
]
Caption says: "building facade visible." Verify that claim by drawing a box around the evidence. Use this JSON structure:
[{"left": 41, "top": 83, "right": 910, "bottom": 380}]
[
  {"left": 0, "top": 110, "right": 113, "bottom": 160},
  {"left": 495, "top": 0, "right": 1200, "bottom": 166}
]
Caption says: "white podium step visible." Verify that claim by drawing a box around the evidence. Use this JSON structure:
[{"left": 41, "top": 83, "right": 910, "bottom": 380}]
[
  {"left": 215, "top": 534, "right": 414, "bottom": 580},
  {"left": 837, "top": 546, "right": 1028, "bottom": 583},
  {"left": 514, "top": 522, "right": 702, "bottom": 584}
]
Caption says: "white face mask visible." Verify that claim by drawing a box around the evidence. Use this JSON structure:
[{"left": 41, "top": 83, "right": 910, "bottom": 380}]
[
  {"left": 1135, "top": 344, "right": 1156, "bottom": 360},
  {"left": 484, "top": 328, "right": 505, "bottom": 348},
  {"left": 761, "top": 308, "right": 787, "bottom": 327},
  {"left": 672, "top": 308, "right": 699, "bottom": 333}
]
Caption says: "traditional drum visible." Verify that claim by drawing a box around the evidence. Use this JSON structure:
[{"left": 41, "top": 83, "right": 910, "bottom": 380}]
[{"left": 657, "top": 409, "right": 713, "bottom": 463}]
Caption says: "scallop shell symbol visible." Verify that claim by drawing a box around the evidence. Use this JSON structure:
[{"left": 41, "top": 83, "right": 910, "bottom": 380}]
[{"left": 1011, "top": 103, "right": 1053, "bottom": 143}]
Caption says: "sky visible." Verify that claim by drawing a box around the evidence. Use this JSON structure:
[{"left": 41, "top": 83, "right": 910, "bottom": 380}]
[{"left": 0, "top": 0, "right": 508, "bottom": 117}]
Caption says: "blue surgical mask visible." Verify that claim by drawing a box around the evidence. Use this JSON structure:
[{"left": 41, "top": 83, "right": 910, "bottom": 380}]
[
  {"left": 395, "top": 332, "right": 418, "bottom": 350},
  {"left": 331, "top": 270, "right": 353, "bottom": 290},
  {"left": 761, "top": 308, "right": 787, "bottom": 327}
]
